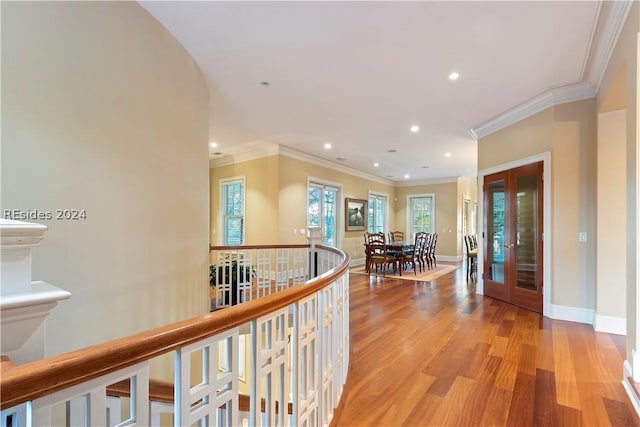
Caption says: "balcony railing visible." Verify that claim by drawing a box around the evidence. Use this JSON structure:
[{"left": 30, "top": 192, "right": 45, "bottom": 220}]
[{"left": 1, "top": 244, "right": 350, "bottom": 427}]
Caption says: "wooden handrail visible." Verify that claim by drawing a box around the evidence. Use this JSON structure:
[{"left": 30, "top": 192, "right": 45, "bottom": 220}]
[
  {"left": 1, "top": 245, "right": 349, "bottom": 410},
  {"left": 1, "top": 355, "right": 14, "bottom": 374}
]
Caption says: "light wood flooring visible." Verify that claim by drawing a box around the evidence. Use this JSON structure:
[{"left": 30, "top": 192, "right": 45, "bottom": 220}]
[{"left": 330, "top": 264, "right": 638, "bottom": 427}]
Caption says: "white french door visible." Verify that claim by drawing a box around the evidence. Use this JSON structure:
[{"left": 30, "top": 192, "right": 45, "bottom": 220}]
[{"left": 308, "top": 182, "right": 340, "bottom": 247}]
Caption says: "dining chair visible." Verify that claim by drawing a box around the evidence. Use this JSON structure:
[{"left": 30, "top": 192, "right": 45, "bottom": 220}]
[
  {"left": 388, "top": 231, "right": 405, "bottom": 243},
  {"left": 425, "top": 233, "right": 438, "bottom": 269},
  {"left": 464, "top": 235, "right": 478, "bottom": 279},
  {"left": 403, "top": 232, "right": 426, "bottom": 274},
  {"left": 421, "top": 233, "right": 432, "bottom": 270},
  {"left": 363, "top": 232, "right": 372, "bottom": 272},
  {"left": 368, "top": 235, "right": 396, "bottom": 276}
]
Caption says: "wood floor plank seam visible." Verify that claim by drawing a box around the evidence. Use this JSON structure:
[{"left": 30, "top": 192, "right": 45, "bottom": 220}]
[{"left": 330, "top": 267, "right": 639, "bottom": 427}]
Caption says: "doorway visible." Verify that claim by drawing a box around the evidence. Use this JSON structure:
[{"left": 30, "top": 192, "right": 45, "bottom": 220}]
[
  {"left": 483, "top": 161, "right": 543, "bottom": 313},
  {"left": 308, "top": 181, "right": 340, "bottom": 247}
]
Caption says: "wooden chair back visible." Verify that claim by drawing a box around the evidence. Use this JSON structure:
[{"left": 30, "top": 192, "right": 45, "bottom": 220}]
[{"left": 388, "top": 231, "right": 404, "bottom": 243}]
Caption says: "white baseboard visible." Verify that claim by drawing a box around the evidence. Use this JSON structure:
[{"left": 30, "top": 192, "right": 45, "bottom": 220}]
[
  {"left": 623, "top": 360, "right": 640, "bottom": 417},
  {"left": 437, "top": 255, "right": 462, "bottom": 263},
  {"left": 594, "top": 314, "right": 626, "bottom": 335},
  {"left": 547, "top": 304, "right": 594, "bottom": 325},
  {"left": 350, "top": 258, "right": 366, "bottom": 267}
]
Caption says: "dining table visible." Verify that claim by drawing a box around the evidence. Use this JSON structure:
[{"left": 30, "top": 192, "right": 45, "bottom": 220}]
[{"left": 364, "top": 240, "right": 415, "bottom": 276}]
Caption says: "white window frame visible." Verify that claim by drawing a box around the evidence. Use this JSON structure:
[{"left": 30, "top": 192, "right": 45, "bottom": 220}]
[
  {"left": 367, "top": 191, "right": 389, "bottom": 234},
  {"left": 406, "top": 193, "right": 436, "bottom": 239},
  {"left": 307, "top": 176, "right": 343, "bottom": 249},
  {"left": 219, "top": 176, "right": 245, "bottom": 245}
]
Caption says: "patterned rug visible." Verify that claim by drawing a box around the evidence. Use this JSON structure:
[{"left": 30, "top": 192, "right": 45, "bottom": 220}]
[{"left": 350, "top": 263, "right": 458, "bottom": 282}]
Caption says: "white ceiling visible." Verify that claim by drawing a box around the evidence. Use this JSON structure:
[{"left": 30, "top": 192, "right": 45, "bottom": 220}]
[{"left": 139, "top": 1, "right": 621, "bottom": 184}]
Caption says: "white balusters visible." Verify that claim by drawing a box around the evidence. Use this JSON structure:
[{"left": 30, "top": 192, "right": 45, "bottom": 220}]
[
  {"left": 174, "top": 328, "right": 239, "bottom": 427},
  {"left": 292, "top": 248, "right": 308, "bottom": 285},
  {"left": 256, "top": 249, "right": 271, "bottom": 297},
  {"left": 253, "top": 309, "right": 289, "bottom": 427},
  {"left": 319, "top": 284, "right": 335, "bottom": 425},
  {"left": 27, "top": 363, "right": 150, "bottom": 427},
  {"left": 4, "top": 245, "right": 349, "bottom": 427},
  {"left": 294, "top": 295, "right": 318, "bottom": 427},
  {"left": 275, "top": 249, "right": 289, "bottom": 291}
]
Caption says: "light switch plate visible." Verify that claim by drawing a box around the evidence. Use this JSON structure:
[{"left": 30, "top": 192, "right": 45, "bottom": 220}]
[{"left": 578, "top": 232, "right": 587, "bottom": 242}]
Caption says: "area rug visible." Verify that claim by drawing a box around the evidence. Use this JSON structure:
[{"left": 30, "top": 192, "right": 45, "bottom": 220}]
[{"left": 350, "top": 263, "right": 458, "bottom": 282}]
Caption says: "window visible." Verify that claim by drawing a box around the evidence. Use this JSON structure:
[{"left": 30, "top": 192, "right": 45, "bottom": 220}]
[
  {"left": 368, "top": 193, "right": 388, "bottom": 233},
  {"left": 221, "top": 178, "right": 244, "bottom": 245},
  {"left": 408, "top": 194, "right": 435, "bottom": 237},
  {"left": 308, "top": 181, "right": 340, "bottom": 247}
]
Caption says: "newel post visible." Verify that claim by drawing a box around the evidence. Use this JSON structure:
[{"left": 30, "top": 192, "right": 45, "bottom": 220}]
[
  {"left": 307, "top": 226, "right": 322, "bottom": 278},
  {"left": 0, "top": 219, "right": 71, "bottom": 364}
]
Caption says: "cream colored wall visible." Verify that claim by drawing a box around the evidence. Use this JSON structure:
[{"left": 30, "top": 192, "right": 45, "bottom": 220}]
[
  {"left": 210, "top": 155, "right": 396, "bottom": 262},
  {"left": 395, "top": 182, "right": 459, "bottom": 259},
  {"left": 209, "top": 156, "right": 280, "bottom": 245},
  {"left": 1, "top": 1, "right": 210, "bottom": 358},
  {"left": 596, "top": 2, "right": 638, "bottom": 360},
  {"left": 597, "top": 109, "right": 627, "bottom": 319},
  {"left": 478, "top": 109, "right": 555, "bottom": 169},
  {"left": 552, "top": 100, "right": 598, "bottom": 309},
  {"left": 478, "top": 98, "right": 597, "bottom": 310},
  {"left": 278, "top": 156, "right": 395, "bottom": 261}
]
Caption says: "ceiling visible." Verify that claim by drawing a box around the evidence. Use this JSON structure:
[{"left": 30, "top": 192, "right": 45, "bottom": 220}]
[{"left": 139, "top": 1, "right": 622, "bottom": 185}]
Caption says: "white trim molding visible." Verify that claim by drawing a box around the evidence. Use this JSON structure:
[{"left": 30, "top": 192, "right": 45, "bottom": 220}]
[
  {"left": 476, "top": 152, "right": 551, "bottom": 316},
  {"left": 547, "top": 304, "right": 595, "bottom": 325},
  {"left": 594, "top": 314, "right": 627, "bottom": 335},
  {"left": 585, "top": 0, "right": 634, "bottom": 90},
  {"left": 623, "top": 360, "right": 640, "bottom": 416},
  {"left": 470, "top": 0, "right": 632, "bottom": 140},
  {"left": 470, "top": 83, "right": 596, "bottom": 139}
]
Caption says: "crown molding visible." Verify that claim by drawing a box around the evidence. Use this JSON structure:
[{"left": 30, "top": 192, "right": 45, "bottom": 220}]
[
  {"left": 471, "top": 82, "right": 596, "bottom": 139},
  {"left": 209, "top": 143, "right": 396, "bottom": 186},
  {"left": 470, "top": 0, "right": 631, "bottom": 140},
  {"left": 395, "top": 176, "right": 460, "bottom": 188},
  {"left": 585, "top": 0, "right": 633, "bottom": 90},
  {"left": 278, "top": 145, "right": 396, "bottom": 186},
  {"left": 209, "top": 143, "right": 280, "bottom": 168}
]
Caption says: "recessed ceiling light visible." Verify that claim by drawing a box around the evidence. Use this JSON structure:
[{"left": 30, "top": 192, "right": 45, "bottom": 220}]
[
  {"left": 449, "top": 72, "right": 459, "bottom": 81},
  {"left": 404, "top": 174, "right": 410, "bottom": 179},
  {"left": 324, "top": 142, "right": 332, "bottom": 149},
  {"left": 444, "top": 152, "right": 452, "bottom": 158},
  {"left": 410, "top": 125, "right": 420, "bottom": 133},
  {"left": 421, "top": 165, "right": 430, "bottom": 168},
  {"left": 336, "top": 157, "right": 346, "bottom": 161},
  {"left": 210, "top": 141, "right": 218, "bottom": 148},
  {"left": 261, "top": 81, "right": 270, "bottom": 86},
  {"left": 387, "top": 149, "right": 397, "bottom": 153},
  {"left": 373, "top": 162, "right": 379, "bottom": 167}
]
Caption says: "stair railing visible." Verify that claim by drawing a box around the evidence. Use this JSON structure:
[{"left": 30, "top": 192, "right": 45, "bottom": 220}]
[{"left": 1, "top": 244, "right": 349, "bottom": 427}]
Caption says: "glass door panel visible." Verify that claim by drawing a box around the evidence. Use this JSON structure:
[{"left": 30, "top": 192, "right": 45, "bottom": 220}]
[
  {"left": 487, "top": 180, "right": 506, "bottom": 284},
  {"left": 323, "top": 187, "right": 337, "bottom": 246},
  {"left": 308, "top": 183, "right": 339, "bottom": 247},
  {"left": 515, "top": 174, "right": 538, "bottom": 291},
  {"left": 483, "top": 161, "right": 543, "bottom": 313}
]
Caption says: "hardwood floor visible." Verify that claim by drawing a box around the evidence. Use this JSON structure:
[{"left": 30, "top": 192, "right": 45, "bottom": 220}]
[{"left": 331, "top": 264, "right": 638, "bottom": 427}]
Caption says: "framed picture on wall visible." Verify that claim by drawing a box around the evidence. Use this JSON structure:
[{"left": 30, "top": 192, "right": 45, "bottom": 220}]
[{"left": 345, "top": 198, "right": 367, "bottom": 231}]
